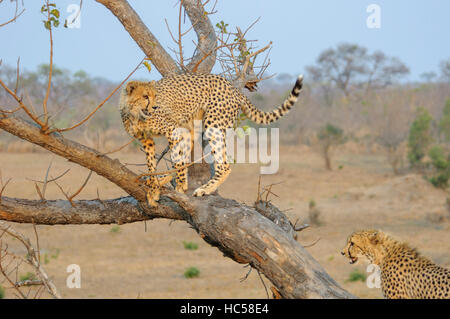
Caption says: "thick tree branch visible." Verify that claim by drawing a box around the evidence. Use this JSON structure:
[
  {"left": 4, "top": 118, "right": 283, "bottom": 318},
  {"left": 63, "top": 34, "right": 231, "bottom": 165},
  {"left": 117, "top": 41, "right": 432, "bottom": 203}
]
[
  {"left": 183, "top": 0, "right": 217, "bottom": 73},
  {"left": 0, "top": 191, "right": 355, "bottom": 299},
  {"left": 95, "top": 0, "right": 179, "bottom": 77},
  {"left": 0, "top": 196, "right": 183, "bottom": 224}
]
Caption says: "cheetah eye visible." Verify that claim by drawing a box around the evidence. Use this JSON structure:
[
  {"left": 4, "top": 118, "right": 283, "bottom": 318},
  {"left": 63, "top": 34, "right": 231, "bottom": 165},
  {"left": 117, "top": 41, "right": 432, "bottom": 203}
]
[{"left": 350, "top": 242, "right": 354, "bottom": 246}]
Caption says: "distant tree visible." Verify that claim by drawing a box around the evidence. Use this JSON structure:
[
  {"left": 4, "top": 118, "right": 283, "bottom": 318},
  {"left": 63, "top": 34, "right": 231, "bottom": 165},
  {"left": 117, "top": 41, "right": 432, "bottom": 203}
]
[
  {"left": 306, "top": 43, "right": 409, "bottom": 100},
  {"left": 440, "top": 58, "right": 450, "bottom": 83},
  {"left": 316, "top": 123, "right": 345, "bottom": 170},
  {"left": 374, "top": 103, "right": 410, "bottom": 175},
  {"left": 306, "top": 43, "right": 367, "bottom": 98},
  {"left": 420, "top": 71, "right": 437, "bottom": 83},
  {"left": 22, "top": 64, "right": 95, "bottom": 111},
  {"left": 408, "top": 107, "right": 434, "bottom": 168},
  {"left": 364, "top": 51, "right": 409, "bottom": 93},
  {"left": 439, "top": 99, "right": 450, "bottom": 143}
]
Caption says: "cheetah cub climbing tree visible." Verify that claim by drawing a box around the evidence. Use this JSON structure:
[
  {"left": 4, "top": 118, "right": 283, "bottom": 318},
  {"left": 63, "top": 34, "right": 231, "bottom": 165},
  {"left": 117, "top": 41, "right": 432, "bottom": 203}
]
[{"left": 119, "top": 73, "right": 303, "bottom": 206}]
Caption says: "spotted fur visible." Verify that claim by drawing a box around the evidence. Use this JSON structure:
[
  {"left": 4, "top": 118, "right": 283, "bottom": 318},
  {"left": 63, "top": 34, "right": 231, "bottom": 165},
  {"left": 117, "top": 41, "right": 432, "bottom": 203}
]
[
  {"left": 341, "top": 230, "right": 450, "bottom": 299},
  {"left": 119, "top": 73, "right": 303, "bottom": 206}
]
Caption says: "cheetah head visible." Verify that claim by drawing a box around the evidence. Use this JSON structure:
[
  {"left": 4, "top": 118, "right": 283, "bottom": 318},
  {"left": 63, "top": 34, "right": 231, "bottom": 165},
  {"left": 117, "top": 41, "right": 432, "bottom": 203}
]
[
  {"left": 341, "top": 230, "right": 382, "bottom": 264},
  {"left": 121, "top": 81, "right": 157, "bottom": 120}
]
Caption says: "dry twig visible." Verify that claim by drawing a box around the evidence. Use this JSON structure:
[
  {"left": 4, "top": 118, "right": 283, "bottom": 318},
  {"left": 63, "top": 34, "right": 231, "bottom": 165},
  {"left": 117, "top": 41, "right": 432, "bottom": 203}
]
[{"left": 0, "top": 222, "right": 61, "bottom": 298}]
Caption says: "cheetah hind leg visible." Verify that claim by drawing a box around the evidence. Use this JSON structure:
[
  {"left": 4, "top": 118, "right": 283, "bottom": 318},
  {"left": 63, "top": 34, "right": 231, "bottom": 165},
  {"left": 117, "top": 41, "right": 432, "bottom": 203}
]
[
  {"left": 168, "top": 128, "right": 192, "bottom": 194},
  {"left": 193, "top": 128, "right": 231, "bottom": 197},
  {"left": 192, "top": 162, "right": 230, "bottom": 197}
]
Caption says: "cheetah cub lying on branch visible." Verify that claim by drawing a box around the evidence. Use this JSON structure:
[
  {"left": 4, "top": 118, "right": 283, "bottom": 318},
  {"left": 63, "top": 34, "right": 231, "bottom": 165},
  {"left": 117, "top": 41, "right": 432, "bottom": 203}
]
[
  {"left": 119, "top": 73, "right": 303, "bottom": 206},
  {"left": 341, "top": 230, "right": 449, "bottom": 299}
]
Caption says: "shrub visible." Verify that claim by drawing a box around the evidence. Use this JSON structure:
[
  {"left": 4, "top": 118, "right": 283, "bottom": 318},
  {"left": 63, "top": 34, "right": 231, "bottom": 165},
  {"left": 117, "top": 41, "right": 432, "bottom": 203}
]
[
  {"left": 439, "top": 99, "right": 450, "bottom": 142},
  {"left": 316, "top": 123, "right": 346, "bottom": 170},
  {"left": 182, "top": 241, "right": 199, "bottom": 251},
  {"left": 110, "top": 225, "right": 120, "bottom": 233},
  {"left": 408, "top": 107, "right": 433, "bottom": 168},
  {"left": 346, "top": 269, "right": 367, "bottom": 283},
  {"left": 184, "top": 267, "right": 200, "bottom": 279},
  {"left": 308, "top": 199, "right": 322, "bottom": 226},
  {"left": 428, "top": 145, "right": 450, "bottom": 188},
  {"left": 0, "top": 285, "right": 4, "bottom": 299},
  {"left": 19, "top": 272, "right": 36, "bottom": 282}
]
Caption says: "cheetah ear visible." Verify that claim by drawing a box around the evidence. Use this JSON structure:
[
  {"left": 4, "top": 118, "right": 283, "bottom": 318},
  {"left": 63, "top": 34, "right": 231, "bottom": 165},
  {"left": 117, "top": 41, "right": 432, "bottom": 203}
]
[
  {"left": 369, "top": 231, "right": 380, "bottom": 244},
  {"left": 126, "top": 81, "right": 139, "bottom": 95}
]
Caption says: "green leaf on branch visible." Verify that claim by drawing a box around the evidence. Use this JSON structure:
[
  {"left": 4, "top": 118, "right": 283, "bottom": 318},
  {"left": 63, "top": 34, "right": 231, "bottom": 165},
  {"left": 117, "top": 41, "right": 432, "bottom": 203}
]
[
  {"left": 50, "top": 9, "right": 60, "bottom": 18},
  {"left": 143, "top": 61, "right": 152, "bottom": 73}
]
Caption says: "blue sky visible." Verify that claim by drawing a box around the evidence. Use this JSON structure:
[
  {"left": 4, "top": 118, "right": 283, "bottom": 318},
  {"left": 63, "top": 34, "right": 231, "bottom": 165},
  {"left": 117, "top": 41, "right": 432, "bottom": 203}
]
[{"left": 1, "top": 0, "right": 449, "bottom": 82}]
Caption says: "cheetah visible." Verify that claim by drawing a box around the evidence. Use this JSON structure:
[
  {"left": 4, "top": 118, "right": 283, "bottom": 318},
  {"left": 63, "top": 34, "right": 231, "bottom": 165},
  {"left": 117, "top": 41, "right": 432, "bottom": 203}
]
[
  {"left": 119, "top": 73, "right": 303, "bottom": 206},
  {"left": 341, "top": 230, "right": 450, "bottom": 299}
]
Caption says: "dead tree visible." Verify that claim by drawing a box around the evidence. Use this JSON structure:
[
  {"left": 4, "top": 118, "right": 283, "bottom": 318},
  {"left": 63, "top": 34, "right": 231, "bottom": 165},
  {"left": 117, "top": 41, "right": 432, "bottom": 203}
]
[{"left": 0, "top": 0, "right": 356, "bottom": 299}]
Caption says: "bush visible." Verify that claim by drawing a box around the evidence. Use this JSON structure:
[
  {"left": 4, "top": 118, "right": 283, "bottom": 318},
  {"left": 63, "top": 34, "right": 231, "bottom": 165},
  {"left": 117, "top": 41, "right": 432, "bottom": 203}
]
[
  {"left": 408, "top": 107, "right": 433, "bottom": 168},
  {"left": 19, "top": 272, "right": 36, "bottom": 282},
  {"left": 428, "top": 146, "right": 450, "bottom": 188},
  {"left": 184, "top": 267, "right": 200, "bottom": 278},
  {"left": 316, "top": 123, "right": 346, "bottom": 170},
  {"left": 439, "top": 99, "right": 450, "bottom": 142},
  {"left": 346, "top": 269, "right": 367, "bottom": 283},
  {"left": 110, "top": 225, "right": 120, "bottom": 233},
  {"left": 182, "top": 241, "right": 199, "bottom": 250},
  {"left": 308, "top": 200, "right": 322, "bottom": 226},
  {"left": 0, "top": 285, "right": 4, "bottom": 299}
]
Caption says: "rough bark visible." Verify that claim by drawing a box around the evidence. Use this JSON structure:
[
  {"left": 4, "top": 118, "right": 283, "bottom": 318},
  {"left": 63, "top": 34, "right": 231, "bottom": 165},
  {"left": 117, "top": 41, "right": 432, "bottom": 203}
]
[{"left": 183, "top": 0, "right": 217, "bottom": 73}]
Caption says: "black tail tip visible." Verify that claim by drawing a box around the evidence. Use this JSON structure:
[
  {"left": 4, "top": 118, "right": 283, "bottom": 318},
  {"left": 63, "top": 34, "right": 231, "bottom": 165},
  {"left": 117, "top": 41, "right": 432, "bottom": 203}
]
[{"left": 291, "top": 74, "right": 303, "bottom": 97}]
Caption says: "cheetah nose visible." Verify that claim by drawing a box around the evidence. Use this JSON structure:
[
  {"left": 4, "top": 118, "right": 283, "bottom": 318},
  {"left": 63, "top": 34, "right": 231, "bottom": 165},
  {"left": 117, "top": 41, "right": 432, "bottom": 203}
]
[{"left": 341, "top": 251, "right": 345, "bottom": 255}]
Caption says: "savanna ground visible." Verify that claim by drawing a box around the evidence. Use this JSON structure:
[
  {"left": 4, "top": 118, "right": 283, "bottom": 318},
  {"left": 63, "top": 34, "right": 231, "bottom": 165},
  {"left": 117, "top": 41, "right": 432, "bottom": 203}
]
[{"left": 1, "top": 144, "right": 449, "bottom": 299}]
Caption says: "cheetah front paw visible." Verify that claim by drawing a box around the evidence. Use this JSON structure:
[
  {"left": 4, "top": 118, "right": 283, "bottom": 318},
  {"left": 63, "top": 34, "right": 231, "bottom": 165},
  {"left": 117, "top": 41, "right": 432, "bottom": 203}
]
[
  {"left": 146, "top": 190, "right": 160, "bottom": 207},
  {"left": 176, "top": 183, "right": 188, "bottom": 194},
  {"left": 192, "top": 186, "right": 214, "bottom": 197},
  {"left": 143, "top": 175, "right": 173, "bottom": 207}
]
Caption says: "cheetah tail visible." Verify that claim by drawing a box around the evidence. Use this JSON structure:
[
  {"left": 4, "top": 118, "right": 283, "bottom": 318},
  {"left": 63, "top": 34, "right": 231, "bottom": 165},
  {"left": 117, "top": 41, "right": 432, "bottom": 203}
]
[{"left": 241, "top": 74, "right": 303, "bottom": 125}]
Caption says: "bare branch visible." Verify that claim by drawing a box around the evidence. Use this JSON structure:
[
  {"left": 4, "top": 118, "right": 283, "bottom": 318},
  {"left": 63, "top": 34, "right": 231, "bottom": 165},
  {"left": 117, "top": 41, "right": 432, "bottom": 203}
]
[
  {"left": 27, "top": 169, "right": 71, "bottom": 185},
  {"left": 0, "top": 0, "right": 25, "bottom": 28},
  {"left": 0, "top": 221, "right": 61, "bottom": 298},
  {"left": 34, "top": 183, "right": 45, "bottom": 202},
  {"left": 100, "top": 138, "right": 135, "bottom": 156},
  {"left": 0, "top": 170, "right": 12, "bottom": 204},
  {"left": 41, "top": 0, "right": 54, "bottom": 128},
  {"left": 95, "top": 0, "right": 179, "bottom": 76},
  {"left": 68, "top": 170, "right": 93, "bottom": 203},
  {"left": 47, "top": 58, "right": 144, "bottom": 133},
  {"left": 0, "top": 78, "right": 47, "bottom": 128}
]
